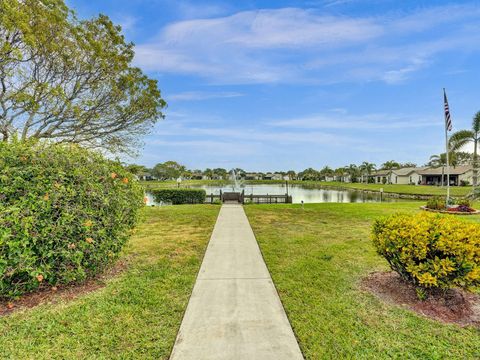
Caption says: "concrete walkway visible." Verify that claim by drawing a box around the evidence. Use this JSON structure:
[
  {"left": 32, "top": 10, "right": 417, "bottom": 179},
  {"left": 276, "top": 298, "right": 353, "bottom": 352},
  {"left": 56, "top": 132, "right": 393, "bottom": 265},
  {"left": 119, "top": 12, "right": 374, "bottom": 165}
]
[{"left": 170, "top": 204, "right": 303, "bottom": 360}]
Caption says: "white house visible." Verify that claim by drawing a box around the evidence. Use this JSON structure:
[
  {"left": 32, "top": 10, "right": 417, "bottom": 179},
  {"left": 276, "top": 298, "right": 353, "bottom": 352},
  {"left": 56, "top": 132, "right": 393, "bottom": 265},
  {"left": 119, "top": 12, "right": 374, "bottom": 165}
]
[
  {"left": 263, "top": 173, "right": 283, "bottom": 181},
  {"left": 372, "top": 167, "right": 428, "bottom": 185},
  {"left": 138, "top": 172, "right": 158, "bottom": 181},
  {"left": 372, "top": 170, "right": 392, "bottom": 184},
  {"left": 419, "top": 165, "right": 473, "bottom": 186},
  {"left": 245, "top": 172, "right": 262, "bottom": 180},
  {"left": 390, "top": 167, "right": 428, "bottom": 185}
]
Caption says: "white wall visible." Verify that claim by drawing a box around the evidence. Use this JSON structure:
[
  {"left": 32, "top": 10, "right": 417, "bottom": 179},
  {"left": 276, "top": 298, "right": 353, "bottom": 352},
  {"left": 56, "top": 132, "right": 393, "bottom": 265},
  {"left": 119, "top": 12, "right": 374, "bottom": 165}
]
[{"left": 459, "top": 171, "right": 473, "bottom": 185}]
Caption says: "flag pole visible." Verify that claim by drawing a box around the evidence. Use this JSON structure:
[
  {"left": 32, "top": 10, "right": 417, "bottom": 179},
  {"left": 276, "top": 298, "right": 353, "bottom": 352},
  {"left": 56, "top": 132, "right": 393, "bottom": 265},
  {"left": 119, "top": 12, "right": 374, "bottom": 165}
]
[{"left": 444, "top": 88, "right": 450, "bottom": 206}]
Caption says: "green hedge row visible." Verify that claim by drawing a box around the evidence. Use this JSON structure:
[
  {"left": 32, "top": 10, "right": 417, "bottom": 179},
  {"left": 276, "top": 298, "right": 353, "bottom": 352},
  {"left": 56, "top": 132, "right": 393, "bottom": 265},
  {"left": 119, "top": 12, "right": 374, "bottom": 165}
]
[
  {"left": 0, "top": 141, "right": 144, "bottom": 299},
  {"left": 151, "top": 189, "right": 206, "bottom": 204}
]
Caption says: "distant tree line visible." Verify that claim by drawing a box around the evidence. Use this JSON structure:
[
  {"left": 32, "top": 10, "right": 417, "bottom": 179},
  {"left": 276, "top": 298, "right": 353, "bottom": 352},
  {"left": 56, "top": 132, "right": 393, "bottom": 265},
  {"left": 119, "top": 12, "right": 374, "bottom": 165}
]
[{"left": 125, "top": 149, "right": 476, "bottom": 184}]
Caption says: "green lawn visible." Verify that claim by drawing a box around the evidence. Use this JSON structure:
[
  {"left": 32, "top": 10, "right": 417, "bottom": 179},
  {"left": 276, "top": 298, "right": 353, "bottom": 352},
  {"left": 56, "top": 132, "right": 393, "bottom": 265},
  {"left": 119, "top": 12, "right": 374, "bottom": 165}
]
[
  {"left": 0, "top": 205, "right": 219, "bottom": 359},
  {"left": 141, "top": 179, "right": 472, "bottom": 197},
  {"left": 302, "top": 181, "right": 472, "bottom": 197},
  {"left": 245, "top": 202, "right": 480, "bottom": 359}
]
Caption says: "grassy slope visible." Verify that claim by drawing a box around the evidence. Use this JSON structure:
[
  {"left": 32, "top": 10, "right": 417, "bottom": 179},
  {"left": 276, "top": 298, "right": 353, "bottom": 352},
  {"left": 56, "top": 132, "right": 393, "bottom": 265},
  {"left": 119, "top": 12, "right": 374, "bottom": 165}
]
[
  {"left": 245, "top": 202, "right": 480, "bottom": 359},
  {"left": 141, "top": 180, "right": 472, "bottom": 196},
  {"left": 303, "top": 181, "right": 471, "bottom": 196},
  {"left": 0, "top": 205, "right": 219, "bottom": 359}
]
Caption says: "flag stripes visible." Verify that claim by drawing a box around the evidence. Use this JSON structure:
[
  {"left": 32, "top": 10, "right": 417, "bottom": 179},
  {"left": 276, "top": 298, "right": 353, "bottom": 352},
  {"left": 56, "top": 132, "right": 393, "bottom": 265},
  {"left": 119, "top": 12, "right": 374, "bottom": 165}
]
[{"left": 444, "top": 90, "right": 452, "bottom": 132}]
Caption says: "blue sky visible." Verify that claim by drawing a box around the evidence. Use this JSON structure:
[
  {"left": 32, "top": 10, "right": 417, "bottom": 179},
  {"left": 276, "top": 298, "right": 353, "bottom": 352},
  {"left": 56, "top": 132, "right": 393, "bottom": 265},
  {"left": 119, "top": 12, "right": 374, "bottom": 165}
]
[{"left": 68, "top": 0, "right": 480, "bottom": 171}]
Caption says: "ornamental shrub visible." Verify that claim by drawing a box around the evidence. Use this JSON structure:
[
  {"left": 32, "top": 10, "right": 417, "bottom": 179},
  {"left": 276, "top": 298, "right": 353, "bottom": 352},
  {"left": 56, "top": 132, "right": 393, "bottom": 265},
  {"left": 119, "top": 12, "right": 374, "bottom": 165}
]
[
  {"left": 150, "top": 188, "right": 206, "bottom": 205},
  {"left": 372, "top": 212, "right": 480, "bottom": 290},
  {"left": 426, "top": 196, "right": 446, "bottom": 210},
  {"left": 457, "top": 198, "right": 472, "bottom": 207},
  {"left": 0, "top": 141, "right": 144, "bottom": 299}
]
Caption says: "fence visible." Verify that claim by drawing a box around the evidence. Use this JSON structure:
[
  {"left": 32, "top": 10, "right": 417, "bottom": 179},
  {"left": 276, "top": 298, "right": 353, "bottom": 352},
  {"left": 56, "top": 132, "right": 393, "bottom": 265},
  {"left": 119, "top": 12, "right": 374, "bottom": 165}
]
[{"left": 204, "top": 190, "right": 292, "bottom": 204}]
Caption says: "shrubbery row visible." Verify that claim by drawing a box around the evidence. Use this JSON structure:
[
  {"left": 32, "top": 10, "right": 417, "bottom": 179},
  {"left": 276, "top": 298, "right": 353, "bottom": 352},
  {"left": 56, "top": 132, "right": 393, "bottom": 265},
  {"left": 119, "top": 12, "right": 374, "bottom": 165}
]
[
  {"left": 150, "top": 188, "right": 206, "bottom": 205},
  {"left": 0, "top": 141, "right": 144, "bottom": 299}
]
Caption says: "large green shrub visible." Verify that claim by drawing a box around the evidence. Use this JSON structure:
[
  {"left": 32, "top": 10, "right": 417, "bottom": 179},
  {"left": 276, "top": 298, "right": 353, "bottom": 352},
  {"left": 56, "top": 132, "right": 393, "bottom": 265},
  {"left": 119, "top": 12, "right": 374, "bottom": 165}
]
[
  {"left": 150, "top": 188, "right": 206, "bottom": 204},
  {"left": 0, "top": 141, "right": 144, "bottom": 299},
  {"left": 372, "top": 212, "right": 480, "bottom": 291}
]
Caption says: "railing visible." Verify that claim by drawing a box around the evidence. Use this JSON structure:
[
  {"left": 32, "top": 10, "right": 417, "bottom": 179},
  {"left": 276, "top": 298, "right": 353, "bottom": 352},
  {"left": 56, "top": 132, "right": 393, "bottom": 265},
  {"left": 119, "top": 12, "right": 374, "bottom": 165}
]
[
  {"left": 204, "top": 193, "right": 222, "bottom": 203},
  {"left": 244, "top": 193, "right": 292, "bottom": 204},
  {"left": 204, "top": 190, "right": 292, "bottom": 204}
]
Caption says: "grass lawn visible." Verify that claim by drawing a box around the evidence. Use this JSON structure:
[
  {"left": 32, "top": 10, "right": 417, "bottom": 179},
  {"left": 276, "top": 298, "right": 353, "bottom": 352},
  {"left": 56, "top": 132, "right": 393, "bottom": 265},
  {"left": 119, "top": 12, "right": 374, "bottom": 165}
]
[
  {"left": 245, "top": 202, "right": 480, "bottom": 359},
  {"left": 302, "top": 181, "right": 472, "bottom": 197},
  {"left": 141, "top": 179, "right": 472, "bottom": 197},
  {"left": 0, "top": 205, "right": 219, "bottom": 359}
]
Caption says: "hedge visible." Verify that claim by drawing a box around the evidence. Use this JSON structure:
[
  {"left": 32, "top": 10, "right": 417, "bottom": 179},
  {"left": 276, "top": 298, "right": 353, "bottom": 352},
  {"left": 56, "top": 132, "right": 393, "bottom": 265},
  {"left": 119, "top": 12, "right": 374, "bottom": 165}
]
[
  {"left": 150, "top": 188, "right": 206, "bottom": 205},
  {"left": 372, "top": 212, "right": 480, "bottom": 291},
  {"left": 0, "top": 141, "right": 144, "bottom": 299}
]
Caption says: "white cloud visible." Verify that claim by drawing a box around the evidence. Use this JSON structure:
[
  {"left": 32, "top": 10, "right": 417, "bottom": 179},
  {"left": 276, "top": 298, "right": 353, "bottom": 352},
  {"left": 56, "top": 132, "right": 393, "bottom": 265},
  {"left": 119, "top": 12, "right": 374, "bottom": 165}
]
[
  {"left": 168, "top": 91, "right": 244, "bottom": 101},
  {"left": 133, "top": 4, "right": 480, "bottom": 85},
  {"left": 164, "top": 8, "right": 382, "bottom": 49},
  {"left": 269, "top": 112, "right": 440, "bottom": 130},
  {"left": 112, "top": 14, "right": 138, "bottom": 37}
]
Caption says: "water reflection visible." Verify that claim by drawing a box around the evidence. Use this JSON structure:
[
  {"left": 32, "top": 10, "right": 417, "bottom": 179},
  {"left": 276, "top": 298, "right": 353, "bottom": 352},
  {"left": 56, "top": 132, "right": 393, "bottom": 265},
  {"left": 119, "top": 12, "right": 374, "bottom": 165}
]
[
  {"left": 145, "top": 184, "right": 402, "bottom": 206},
  {"left": 192, "top": 184, "right": 397, "bottom": 204}
]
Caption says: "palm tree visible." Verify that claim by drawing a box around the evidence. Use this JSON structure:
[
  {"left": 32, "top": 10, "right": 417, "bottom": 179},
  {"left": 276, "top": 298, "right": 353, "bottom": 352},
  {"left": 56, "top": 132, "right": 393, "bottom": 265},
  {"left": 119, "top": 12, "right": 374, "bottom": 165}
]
[
  {"left": 359, "top": 162, "right": 376, "bottom": 184},
  {"left": 381, "top": 160, "right": 400, "bottom": 170},
  {"left": 428, "top": 153, "right": 450, "bottom": 186},
  {"left": 319, "top": 166, "right": 334, "bottom": 181},
  {"left": 345, "top": 164, "right": 360, "bottom": 182},
  {"left": 449, "top": 111, "right": 480, "bottom": 189}
]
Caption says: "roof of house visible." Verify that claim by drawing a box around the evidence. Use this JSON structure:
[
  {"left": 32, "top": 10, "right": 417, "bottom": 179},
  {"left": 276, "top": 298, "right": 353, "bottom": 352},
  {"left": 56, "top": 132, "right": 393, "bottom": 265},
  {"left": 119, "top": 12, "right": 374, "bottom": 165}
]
[
  {"left": 372, "top": 170, "right": 391, "bottom": 176},
  {"left": 418, "top": 165, "right": 472, "bottom": 175},
  {"left": 391, "top": 166, "right": 430, "bottom": 176}
]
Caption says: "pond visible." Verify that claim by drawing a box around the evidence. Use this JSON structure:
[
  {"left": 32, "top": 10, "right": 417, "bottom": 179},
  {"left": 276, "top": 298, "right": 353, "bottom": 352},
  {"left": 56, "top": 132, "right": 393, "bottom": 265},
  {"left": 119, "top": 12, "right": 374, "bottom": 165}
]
[{"left": 145, "top": 184, "right": 403, "bottom": 205}]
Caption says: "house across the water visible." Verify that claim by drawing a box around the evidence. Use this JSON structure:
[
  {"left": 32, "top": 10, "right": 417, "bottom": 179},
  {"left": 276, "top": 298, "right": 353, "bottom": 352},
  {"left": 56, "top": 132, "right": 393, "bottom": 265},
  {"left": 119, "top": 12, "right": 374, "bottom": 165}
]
[
  {"left": 370, "top": 166, "right": 473, "bottom": 186},
  {"left": 138, "top": 172, "right": 158, "bottom": 181},
  {"left": 418, "top": 165, "right": 473, "bottom": 186},
  {"left": 244, "top": 172, "right": 262, "bottom": 180},
  {"left": 263, "top": 173, "right": 284, "bottom": 181}
]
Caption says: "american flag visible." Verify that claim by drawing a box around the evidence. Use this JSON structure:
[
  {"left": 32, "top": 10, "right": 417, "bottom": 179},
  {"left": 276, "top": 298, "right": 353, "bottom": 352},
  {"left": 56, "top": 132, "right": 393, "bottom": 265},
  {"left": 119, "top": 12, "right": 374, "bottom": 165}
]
[{"left": 444, "top": 89, "right": 452, "bottom": 132}]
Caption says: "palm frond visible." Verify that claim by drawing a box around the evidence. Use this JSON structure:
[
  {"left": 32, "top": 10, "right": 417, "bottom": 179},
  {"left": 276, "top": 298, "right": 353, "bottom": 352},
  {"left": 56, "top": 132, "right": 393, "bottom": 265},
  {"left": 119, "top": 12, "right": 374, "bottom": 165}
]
[
  {"left": 473, "top": 111, "right": 480, "bottom": 134},
  {"left": 449, "top": 130, "right": 474, "bottom": 151}
]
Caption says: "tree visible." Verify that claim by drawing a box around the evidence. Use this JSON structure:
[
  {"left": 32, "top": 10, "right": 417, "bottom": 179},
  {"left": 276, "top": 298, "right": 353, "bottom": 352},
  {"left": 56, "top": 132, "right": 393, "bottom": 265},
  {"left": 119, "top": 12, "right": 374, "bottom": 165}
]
[
  {"left": 213, "top": 168, "right": 228, "bottom": 180},
  {"left": 318, "top": 166, "right": 333, "bottom": 181},
  {"left": 345, "top": 164, "right": 360, "bottom": 182},
  {"left": 456, "top": 152, "right": 473, "bottom": 165},
  {"left": 400, "top": 162, "right": 417, "bottom": 168},
  {"left": 298, "top": 168, "right": 320, "bottom": 181},
  {"left": 0, "top": 0, "right": 166, "bottom": 153},
  {"left": 359, "top": 162, "right": 376, "bottom": 183},
  {"left": 286, "top": 170, "right": 297, "bottom": 180},
  {"left": 381, "top": 160, "right": 400, "bottom": 170},
  {"left": 124, "top": 164, "right": 147, "bottom": 175},
  {"left": 152, "top": 161, "right": 186, "bottom": 180},
  {"left": 449, "top": 111, "right": 480, "bottom": 189},
  {"left": 203, "top": 168, "right": 214, "bottom": 179}
]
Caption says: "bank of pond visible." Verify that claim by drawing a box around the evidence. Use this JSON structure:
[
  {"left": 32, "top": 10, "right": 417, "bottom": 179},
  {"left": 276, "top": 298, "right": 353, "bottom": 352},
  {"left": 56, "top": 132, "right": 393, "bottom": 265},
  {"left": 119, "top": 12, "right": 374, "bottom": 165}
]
[{"left": 145, "top": 184, "right": 416, "bottom": 206}]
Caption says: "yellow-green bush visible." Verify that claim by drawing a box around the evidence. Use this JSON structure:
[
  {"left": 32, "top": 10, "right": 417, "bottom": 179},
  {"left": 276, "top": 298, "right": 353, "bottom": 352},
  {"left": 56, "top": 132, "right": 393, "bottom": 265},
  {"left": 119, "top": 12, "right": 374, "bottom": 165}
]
[{"left": 372, "top": 213, "right": 480, "bottom": 290}]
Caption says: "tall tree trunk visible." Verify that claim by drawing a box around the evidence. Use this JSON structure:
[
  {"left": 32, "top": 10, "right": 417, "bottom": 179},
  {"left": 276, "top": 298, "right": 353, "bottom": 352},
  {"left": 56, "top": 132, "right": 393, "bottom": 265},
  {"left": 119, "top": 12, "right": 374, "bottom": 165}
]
[
  {"left": 473, "top": 136, "right": 478, "bottom": 189},
  {"left": 441, "top": 166, "right": 444, "bottom": 187}
]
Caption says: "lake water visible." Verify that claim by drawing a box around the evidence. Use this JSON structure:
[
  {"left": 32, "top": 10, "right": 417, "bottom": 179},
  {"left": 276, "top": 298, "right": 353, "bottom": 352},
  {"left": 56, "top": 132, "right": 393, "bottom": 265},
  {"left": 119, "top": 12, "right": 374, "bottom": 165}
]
[{"left": 146, "top": 184, "right": 402, "bottom": 205}]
